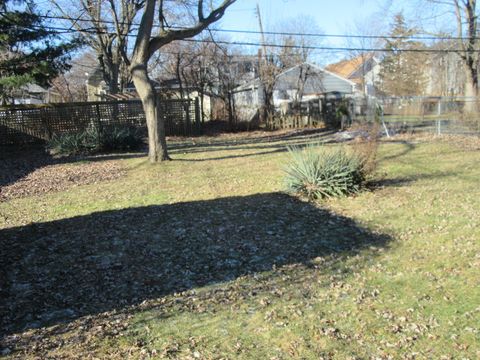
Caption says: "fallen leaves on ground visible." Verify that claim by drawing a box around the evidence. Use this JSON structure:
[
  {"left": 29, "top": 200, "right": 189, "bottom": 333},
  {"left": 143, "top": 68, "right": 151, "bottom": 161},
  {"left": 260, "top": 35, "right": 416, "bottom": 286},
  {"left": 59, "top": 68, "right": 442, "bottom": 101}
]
[{"left": 0, "top": 155, "right": 125, "bottom": 201}]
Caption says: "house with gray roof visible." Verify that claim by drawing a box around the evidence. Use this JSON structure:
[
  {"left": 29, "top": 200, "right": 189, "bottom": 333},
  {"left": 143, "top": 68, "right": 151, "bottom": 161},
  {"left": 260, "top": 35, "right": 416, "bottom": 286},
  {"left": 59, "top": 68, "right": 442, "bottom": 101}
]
[
  {"left": 232, "top": 62, "right": 356, "bottom": 121},
  {"left": 12, "top": 84, "right": 61, "bottom": 104}
]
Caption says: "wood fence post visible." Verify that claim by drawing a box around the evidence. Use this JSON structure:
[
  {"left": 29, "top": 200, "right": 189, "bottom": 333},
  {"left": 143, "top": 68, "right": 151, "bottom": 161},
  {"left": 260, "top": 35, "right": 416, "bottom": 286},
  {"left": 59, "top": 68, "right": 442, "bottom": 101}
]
[
  {"left": 40, "top": 107, "right": 52, "bottom": 140},
  {"left": 194, "top": 97, "right": 200, "bottom": 135}
]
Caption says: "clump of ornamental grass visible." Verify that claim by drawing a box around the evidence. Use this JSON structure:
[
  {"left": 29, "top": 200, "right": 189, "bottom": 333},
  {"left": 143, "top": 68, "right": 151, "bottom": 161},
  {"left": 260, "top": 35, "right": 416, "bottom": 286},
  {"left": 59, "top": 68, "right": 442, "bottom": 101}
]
[
  {"left": 48, "top": 125, "right": 144, "bottom": 156},
  {"left": 284, "top": 144, "right": 366, "bottom": 200}
]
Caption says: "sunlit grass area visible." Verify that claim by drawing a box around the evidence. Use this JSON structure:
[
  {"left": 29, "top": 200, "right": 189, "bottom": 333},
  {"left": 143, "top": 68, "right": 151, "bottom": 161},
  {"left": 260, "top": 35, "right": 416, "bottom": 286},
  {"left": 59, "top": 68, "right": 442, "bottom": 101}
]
[{"left": 1, "top": 131, "right": 479, "bottom": 359}]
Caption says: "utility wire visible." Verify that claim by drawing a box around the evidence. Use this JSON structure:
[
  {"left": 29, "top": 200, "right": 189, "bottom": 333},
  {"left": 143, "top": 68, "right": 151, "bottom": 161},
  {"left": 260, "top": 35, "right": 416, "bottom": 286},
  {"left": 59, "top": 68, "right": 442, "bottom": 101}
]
[
  {"left": 2, "top": 12, "right": 476, "bottom": 42},
  {"left": 9, "top": 22, "right": 480, "bottom": 53}
]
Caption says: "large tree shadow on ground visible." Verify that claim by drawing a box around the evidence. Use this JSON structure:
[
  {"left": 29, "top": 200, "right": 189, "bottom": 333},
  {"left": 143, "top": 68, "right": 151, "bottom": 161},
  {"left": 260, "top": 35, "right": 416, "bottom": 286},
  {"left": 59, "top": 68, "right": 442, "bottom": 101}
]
[{"left": 0, "top": 192, "right": 392, "bottom": 338}]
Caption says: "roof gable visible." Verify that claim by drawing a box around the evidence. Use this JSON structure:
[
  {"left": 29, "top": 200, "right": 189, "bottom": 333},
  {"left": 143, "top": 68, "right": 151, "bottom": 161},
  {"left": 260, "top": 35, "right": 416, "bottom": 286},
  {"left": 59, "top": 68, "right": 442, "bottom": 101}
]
[{"left": 326, "top": 53, "right": 377, "bottom": 79}]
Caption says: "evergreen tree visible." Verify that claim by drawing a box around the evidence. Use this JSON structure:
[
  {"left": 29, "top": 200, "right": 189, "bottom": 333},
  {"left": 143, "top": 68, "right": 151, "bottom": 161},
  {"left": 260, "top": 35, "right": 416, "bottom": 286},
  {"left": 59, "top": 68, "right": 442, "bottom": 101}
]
[
  {"left": 0, "top": 0, "right": 79, "bottom": 104},
  {"left": 378, "top": 13, "right": 428, "bottom": 96}
]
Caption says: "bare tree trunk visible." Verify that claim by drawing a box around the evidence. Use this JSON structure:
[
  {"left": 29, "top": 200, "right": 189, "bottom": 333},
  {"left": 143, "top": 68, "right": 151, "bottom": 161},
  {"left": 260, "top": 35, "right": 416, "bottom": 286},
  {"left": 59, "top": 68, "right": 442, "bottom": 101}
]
[
  {"left": 227, "top": 92, "right": 235, "bottom": 129},
  {"left": 200, "top": 91, "right": 205, "bottom": 124},
  {"left": 99, "top": 53, "right": 120, "bottom": 94},
  {"left": 110, "top": 63, "right": 120, "bottom": 94},
  {"left": 464, "top": 65, "right": 479, "bottom": 113},
  {"left": 131, "top": 63, "right": 170, "bottom": 162}
]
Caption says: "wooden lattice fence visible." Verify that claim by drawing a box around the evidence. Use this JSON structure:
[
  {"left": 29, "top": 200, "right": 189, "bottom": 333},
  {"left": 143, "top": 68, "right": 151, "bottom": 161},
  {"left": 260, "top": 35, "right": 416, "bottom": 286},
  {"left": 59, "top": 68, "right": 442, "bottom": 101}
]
[{"left": 0, "top": 98, "right": 201, "bottom": 146}]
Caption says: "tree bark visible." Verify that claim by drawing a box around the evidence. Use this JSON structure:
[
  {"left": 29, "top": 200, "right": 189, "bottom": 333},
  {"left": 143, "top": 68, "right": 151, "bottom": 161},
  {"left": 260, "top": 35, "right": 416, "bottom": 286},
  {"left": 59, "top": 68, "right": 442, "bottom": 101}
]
[
  {"left": 128, "top": 0, "right": 235, "bottom": 163},
  {"left": 99, "top": 52, "right": 120, "bottom": 94},
  {"left": 131, "top": 63, "right": 170, "bottom": 162},
  {"left": 464, "top": 66, "right": 479, "bottom": 113}
]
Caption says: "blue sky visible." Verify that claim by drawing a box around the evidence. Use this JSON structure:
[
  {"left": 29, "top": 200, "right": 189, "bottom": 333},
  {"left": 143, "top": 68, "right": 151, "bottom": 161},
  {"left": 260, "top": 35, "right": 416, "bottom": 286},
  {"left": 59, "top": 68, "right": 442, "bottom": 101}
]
[
  {"left": 217, "top": 0, "right": 392, "bottom": 63},
  {"left": 221, "top": 0, "right": 381, "bottom": 35}
]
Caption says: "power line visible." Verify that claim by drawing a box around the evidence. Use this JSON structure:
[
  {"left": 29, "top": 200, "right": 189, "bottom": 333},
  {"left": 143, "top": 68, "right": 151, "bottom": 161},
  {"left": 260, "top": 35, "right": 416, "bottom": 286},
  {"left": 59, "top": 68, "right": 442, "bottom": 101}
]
[
  {"left": 180, "top": 38, "right": 473, "bottom": 53},
  {"left": 7, "top": 12, "right": 477, "bottom": 42},
  {"left": 5, "top": 16, "right": 480, "bottom": 54}
]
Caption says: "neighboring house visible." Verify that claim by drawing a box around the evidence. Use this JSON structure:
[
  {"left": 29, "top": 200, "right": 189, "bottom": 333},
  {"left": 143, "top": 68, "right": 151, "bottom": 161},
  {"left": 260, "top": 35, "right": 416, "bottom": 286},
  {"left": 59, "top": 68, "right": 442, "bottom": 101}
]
[
  {"left": 13, "top": 84, "right": 61, "bottom": 104},
  {"left": 228, "top": 54, "right": 258, "bottom": 86},
  {"left": 233, "top": 62, "right": 356, "bottom": 107},
  {"left": 325, "top": 53, "right": 380, "bottom": 96},
  {"left": 86, "top": 67, "right": 108, "bottom": 101},
  {"left": 233, "top": 62, "right": 356, "bottom": 120},
  {"left": 101, "top": 78, "right": 213, "bottom": 122},
  {"left": 149, "top": 78, "right": 213, "bottom": 121}
]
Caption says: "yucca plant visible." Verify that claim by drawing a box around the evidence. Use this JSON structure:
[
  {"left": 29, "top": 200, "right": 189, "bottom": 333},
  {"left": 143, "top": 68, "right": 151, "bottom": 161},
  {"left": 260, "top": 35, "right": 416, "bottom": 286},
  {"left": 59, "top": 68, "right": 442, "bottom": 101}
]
[
  {"left": 100, "top": 125, "right": 144, "bottom": 151},
  {"left": 284, "top": 145, "right": 366, "bottom": 200},
  {"left": 48, "top": 125, "right": 144, "bottom": 156},
  {"left": 48, "top": 127, "right": 100, "bottom": 156}
]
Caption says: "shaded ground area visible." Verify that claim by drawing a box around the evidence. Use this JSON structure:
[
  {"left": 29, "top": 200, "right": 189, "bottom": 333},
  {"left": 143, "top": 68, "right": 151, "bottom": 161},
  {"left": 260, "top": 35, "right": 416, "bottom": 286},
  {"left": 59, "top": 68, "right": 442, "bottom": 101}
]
[{"left": 0, "top": 192, "right": 391, "bottom": 357}]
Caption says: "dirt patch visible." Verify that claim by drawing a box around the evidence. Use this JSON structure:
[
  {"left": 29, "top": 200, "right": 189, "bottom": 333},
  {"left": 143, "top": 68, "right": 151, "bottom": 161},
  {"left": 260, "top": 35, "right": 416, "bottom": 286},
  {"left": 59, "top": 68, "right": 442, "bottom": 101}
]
[{"left": 0, "top": 157, "right": 126, "bottom": 201}]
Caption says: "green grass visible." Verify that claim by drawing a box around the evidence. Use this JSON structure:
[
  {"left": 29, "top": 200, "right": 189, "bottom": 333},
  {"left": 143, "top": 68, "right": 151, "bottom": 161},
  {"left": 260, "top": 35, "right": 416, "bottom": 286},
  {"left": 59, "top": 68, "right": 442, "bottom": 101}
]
[{"left": 1, "top": 132, "right": 479, "bottom": 359}]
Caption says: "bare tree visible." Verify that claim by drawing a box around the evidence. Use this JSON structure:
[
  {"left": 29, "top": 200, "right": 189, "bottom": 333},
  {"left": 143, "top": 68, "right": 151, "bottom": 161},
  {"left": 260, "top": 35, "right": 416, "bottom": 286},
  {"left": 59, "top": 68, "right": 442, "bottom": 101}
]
[
  {"left": 50, "top": 0, "right": 144, "bottom": 94},
  {"left": 257, "top": 15, "right": 322, "bottom": 127},
  {"left": 152, "top": 38, "right": 240, "bottom": 128},
  {"left": 125, "top": 0, "right": 235, "bottom": 162},
  {"left": 50, "top": 52, "right": 98, "bottom": 102},
  {"left": 277, "top": 16, "right": 322, "bottom": 106},
  {"left": 452, "top": 1, "right": 479, "bottom": 104},
  {"left": 209, "top": 43, "right": 241, "bottom": 128},
  {"left": 343, "top": 15, "right": 385, "bottom": 96},
  {"left": 425, "top": 1, "right": 479, "bottom": 110}
]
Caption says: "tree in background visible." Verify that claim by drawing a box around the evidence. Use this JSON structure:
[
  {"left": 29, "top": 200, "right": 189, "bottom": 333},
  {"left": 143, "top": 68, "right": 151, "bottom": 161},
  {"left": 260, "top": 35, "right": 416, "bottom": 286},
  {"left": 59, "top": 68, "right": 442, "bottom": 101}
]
[
  {"left": 258, "top": 15, "right": 322, "bottom": 128},
  {"left": 344, "top": 15, "right": 385, "bottom": 96},
  {"left": 0, "top": 0, "right": 78, "bottom": 104},
  {"left": 150, "top": 37, "right": 242, "bottom": 129},
  {"left": 277, "top": 16, "right": 323, "bottom": 108},
  {"left": 428, "top": 0, "right": 479, "bottom": 110},
  {"left": 207, "top": 41, "right": 244, "bottom": 129},
  {"left": 49, "top": 0, "right": 144, "bottom": 95},
  {"left": 50, "top": 52, "right": 98, "bottom": 102},
  {"left": 172, "top": 39, "right": 240, "bottom": 128},
  {"left": 377, "top": 13, "right": 428, "bottom": 96}
]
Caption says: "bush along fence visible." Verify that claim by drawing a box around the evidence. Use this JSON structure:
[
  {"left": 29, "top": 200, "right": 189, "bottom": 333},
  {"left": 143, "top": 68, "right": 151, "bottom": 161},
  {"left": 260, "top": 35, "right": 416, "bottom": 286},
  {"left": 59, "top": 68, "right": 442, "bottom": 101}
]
[{"left": 0, "top": 98, "right": 202, "bottom": 146}]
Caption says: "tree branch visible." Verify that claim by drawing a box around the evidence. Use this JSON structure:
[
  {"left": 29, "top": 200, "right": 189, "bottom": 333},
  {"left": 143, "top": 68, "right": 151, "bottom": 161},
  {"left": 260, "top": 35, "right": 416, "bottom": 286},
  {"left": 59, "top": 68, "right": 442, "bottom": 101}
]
[{"left": 148, "top": 0, "right": 236, "bottom": 58}]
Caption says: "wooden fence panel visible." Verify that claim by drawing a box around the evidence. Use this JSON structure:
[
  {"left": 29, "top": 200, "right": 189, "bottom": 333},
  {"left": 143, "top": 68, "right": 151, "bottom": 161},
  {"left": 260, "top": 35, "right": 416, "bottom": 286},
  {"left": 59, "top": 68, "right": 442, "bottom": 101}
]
[{"left": 0, "top": 98, "right": 201, "bottom": 146}]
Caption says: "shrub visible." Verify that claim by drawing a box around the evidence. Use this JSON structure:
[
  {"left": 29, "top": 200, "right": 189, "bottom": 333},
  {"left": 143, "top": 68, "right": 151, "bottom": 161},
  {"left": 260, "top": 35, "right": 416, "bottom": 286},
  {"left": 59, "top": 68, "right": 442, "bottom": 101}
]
[
  {"left": 284, "top": 145, "right": 366, "bottom": 200},
  {"left": 48, "top": 125, "right": 144, "bottom": 156},
  {"left": 48, "top": 127, "right": 100, "bottom": 156},
  {"left": 101, "top": 125, "right": 145, "bottom": 151},
  {"left": 351, "top": 121, "right": 381, "bottom": 178}
]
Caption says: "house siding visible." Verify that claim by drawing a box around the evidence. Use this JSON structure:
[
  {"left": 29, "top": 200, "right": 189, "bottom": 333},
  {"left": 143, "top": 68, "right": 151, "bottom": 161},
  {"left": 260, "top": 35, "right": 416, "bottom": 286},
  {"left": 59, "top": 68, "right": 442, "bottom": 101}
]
[{"left": 233, "top": 63, "right": 354, "bottom": 114}]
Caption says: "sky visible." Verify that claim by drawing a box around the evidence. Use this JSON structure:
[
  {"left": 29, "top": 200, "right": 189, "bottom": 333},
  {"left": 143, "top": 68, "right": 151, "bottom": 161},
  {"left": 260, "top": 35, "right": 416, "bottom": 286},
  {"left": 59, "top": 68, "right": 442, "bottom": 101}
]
[
  {"left": 33, "top": 0, "right": 455, "bottom": 68},
  {"left": 216, "top": 0, "right": 393, "bottom": 64},
  {"left": 215, "top": 0, "right": 454, "bottom": 65},
  {"left": 221, "top": 0, "right": 381, "bottom": 37}
]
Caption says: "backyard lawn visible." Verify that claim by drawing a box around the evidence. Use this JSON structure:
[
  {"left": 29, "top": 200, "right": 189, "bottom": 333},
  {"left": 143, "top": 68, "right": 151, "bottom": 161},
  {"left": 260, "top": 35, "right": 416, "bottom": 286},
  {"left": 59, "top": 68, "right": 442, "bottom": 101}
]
[{"left": 1, "top": 130, "right": 479, "bottom": 359}]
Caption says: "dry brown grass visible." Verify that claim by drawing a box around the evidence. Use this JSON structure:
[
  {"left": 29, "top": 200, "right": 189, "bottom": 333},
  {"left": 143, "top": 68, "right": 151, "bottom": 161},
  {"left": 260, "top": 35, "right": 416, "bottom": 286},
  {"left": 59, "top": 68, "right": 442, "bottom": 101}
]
[{"left": 351, "top": 122, "right": 381, "bottom": 178}]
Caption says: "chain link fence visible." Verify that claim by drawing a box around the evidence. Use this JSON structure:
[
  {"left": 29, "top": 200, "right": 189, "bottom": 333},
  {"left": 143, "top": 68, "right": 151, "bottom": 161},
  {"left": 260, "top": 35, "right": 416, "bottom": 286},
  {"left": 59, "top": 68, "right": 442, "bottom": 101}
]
[{"left": 354, "top": 96, "right": 480, "bottom": 137}]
